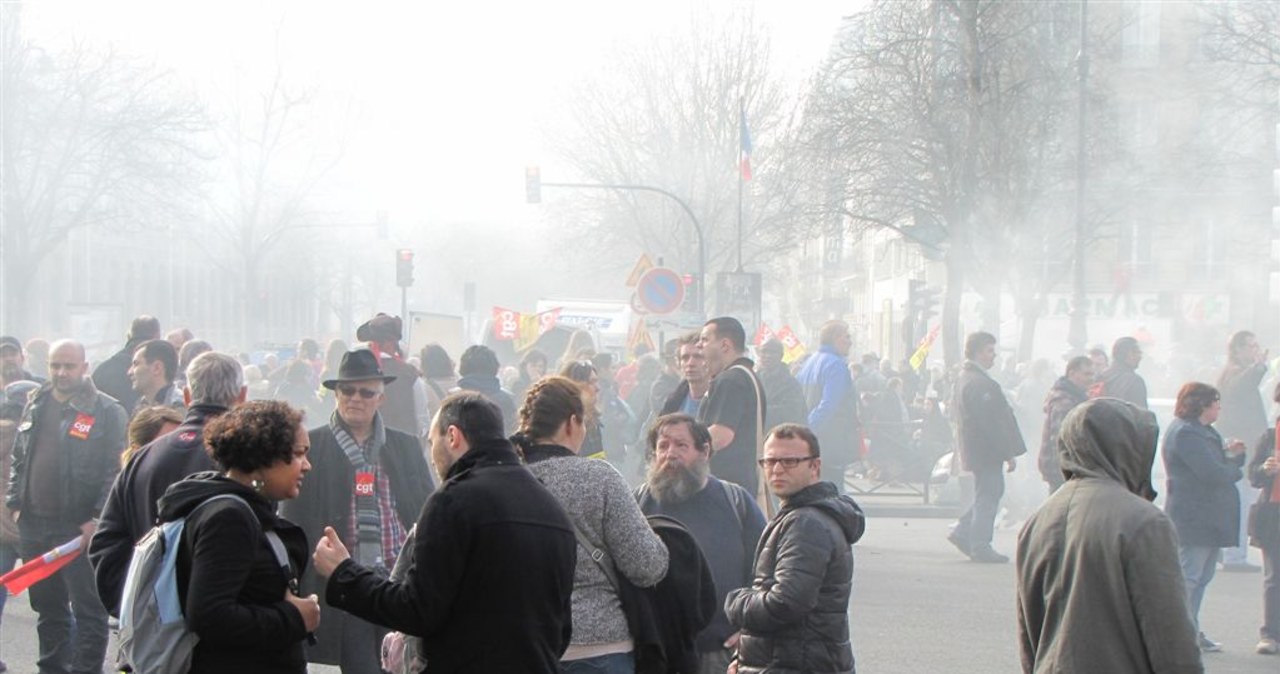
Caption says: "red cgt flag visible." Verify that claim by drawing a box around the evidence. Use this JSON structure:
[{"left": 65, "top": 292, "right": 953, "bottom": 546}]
[{"left": 0, "top": 537, "right": 82, "bottom": 594}]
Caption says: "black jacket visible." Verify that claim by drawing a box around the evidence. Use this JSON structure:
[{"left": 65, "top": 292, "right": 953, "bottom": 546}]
[
  {"left": 757, "top": 362, "right": 808, "bottom": 430},
  {"left": 726, "top": 482, "right": 865, "bottom": 674},
  {"left": 1217, "top": 362, "right": 1268, "bottom": 448},
  {"left": 1098, "top": 364, "right": 1148, "bottom": 410},
  {"left": 278, "top": 419, "right": 433, "bottom": 665},
  {"left": 93, "top": 339, "right": 148, "bottom": 412},
  {"left": 624, "top": 515, "right": 717, "bottom": 674},
  {"left": 456, "top": 375, "right": 518, "bottom": 434},
  {"left": 6, "top": 378, "right": 127, "bottom": 522},
  {"left": 660, "top": 380, "right": 693, "bottom": 417},
  {"left": 158, "top": 473, "right": 311, "bottom": 674},
  {"left": 953, "top": 361, "right": 1026, "bottom": 471},
  {"left": 1248, "top": 429, "right": 1279, "bottom": 549},
  {"left": 324, "top": 438, "right": 577, "bottom": 673},
  {"left": 90, "top": 403, "right": 227, "bottom": 616}
]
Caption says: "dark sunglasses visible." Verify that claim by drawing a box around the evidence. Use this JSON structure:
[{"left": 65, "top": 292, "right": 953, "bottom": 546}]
[
  {"left": 338, "top": 386, "right": 380, "bottom": 399},
  {"left": 757, "top": 456, "right": 816, "bottom": 469}
]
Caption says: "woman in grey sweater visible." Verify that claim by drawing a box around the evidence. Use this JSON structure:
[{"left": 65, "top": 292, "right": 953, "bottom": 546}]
[{"left": 513, "top": 376, "right": 669, "bottom": 674}]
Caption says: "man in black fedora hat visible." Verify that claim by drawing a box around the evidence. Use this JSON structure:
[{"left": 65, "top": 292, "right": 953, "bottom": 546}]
[
  {"left": 281, "top": 349, "right": 434, "bottom": 674},
  {"left": 356, "top": 313, "right": 429, "bottom": 440}
]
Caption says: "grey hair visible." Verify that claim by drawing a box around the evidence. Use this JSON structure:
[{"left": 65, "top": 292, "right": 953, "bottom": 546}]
[{"left": 185, "top": 352, "right": 245, "bottom": 407}]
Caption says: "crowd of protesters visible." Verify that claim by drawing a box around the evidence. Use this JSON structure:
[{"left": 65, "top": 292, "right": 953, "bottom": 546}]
[{"left": 0, "top": 311, "right": 1275, "bottom": 673}]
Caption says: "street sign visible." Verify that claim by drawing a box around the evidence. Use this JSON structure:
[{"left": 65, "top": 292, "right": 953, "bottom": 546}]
[
  {"left": 636, "top": 267, "right": 685, "bottom": 315},
  {"left": 625, "top": 253, "right": 655, "bottom": 287},
  {"left": 715, "top": 272, "right": 762, "bottom": 330}
]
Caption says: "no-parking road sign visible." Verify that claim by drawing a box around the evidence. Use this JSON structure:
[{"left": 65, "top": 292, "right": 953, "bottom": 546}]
[{"left": 636, "top": 267, "right": 685, "bottom": 315}]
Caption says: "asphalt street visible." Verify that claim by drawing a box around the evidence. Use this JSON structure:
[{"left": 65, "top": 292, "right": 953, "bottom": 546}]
[{"left": 0, "top": 515, "right": 1273, "bottom": 673}]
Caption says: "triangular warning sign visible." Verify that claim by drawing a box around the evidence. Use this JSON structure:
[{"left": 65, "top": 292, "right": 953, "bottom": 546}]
[{"left": 625, "top": 253, "right": 655, "bottom": 287}]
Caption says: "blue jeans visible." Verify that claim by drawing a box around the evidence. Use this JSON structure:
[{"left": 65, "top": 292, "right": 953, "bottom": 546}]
[
  {"left": 1178, "top": 545, "right": 1220, "bottom": 631},
  {"left": 563, "top": 652, "right": 635, "bottom": 674}
]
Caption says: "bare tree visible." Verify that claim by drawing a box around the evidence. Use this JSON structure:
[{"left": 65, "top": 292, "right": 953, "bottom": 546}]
[
  {"left": 201, "top": 50, "right": 343, "bottom": 346},
  {"left": 544, "top": 5, "right": 815, "bottom": 289},
  {"left": 802, "top": 0, "right": 1100, "bottom": 363},
  {"left": 0, "top": 7, "right": 206, "bottom": 335}
]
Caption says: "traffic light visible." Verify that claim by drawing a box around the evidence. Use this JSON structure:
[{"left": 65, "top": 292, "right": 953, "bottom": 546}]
[
  {"left": 920, "top": 288, "right": 940, "bottom": 322},
  {"left": 907, "top": 280, "right": 940, "bottom": 323},
  {"left": 525, "top": 166, "right": 541, "bottom": 204},
  {"left": 908, "top": 279, "right": 925, "bottom": 316},
  {"left": 681, "top": 274, "right": 702, "bottom": 317},
  {"left": 396, "top": 249, "right": 414, "bottom": 288}
]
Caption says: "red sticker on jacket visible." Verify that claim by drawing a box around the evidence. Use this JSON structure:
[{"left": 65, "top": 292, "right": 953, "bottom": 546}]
[
  {"left": 68, "top": 413, "right": 95, "bottom": 440},
  {"left": 354, "top": 471, "right": 375, "bottom": 497}
]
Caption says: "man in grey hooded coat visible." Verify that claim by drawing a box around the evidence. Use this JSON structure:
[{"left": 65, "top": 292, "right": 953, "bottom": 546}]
[{"left": 1015, "top": 398, "right": 1203, "bottom": 673}]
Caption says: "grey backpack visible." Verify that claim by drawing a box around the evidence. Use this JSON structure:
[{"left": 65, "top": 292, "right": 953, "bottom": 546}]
[{"left": 117, "top": 493, "right": 289, "bottom": 674}]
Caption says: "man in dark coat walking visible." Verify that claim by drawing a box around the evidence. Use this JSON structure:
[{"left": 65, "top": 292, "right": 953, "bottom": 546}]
[
  {"left": 947, "top": 331, "right": 1026, "bottom": 564},
  {"left": 281, "top": 349, "right": 432, "bottom": 673},
  {"left": 1038, "top": 355, "right": 1094, "bottom": 493}
]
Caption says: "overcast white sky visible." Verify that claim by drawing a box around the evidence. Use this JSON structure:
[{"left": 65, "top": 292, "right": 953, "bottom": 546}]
[{"left": 22, "top": 0, "right": 851, "bottom": 226}]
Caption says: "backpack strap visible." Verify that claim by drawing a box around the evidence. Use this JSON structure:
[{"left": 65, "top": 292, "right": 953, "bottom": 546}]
[
  {"left": 729, "top": 364, "right": 774, "bottom": 519},
  {"left": 722, "top": 480, "right": 746, "bottom": 532},
  {"left": 567, "top": 518, "right": 621, "bottom": 593}
]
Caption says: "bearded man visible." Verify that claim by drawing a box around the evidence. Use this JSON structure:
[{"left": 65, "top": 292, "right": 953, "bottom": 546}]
[{"left": 635, "top": 413, "right": 766, "bottom": 674}]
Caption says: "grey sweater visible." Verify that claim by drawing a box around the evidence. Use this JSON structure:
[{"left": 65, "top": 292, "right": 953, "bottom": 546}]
[{"left": 526, "top": 452, "right": 669, "bottom": 646}]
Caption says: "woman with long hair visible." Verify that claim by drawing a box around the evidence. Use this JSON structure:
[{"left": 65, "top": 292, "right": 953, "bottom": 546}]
[
  {"left": 511, "top": 377, "right": 667, "bottom": 674},
  {"left": 1163, "top": 382, "right": 1248, "bottom": 653}
]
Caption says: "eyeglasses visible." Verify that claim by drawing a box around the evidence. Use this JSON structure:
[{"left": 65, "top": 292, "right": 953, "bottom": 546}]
[
  {"left": 337, "top": 386, "right": 380, "bottom": 399},
  {"left": 757, "top": 456, "right": 817, "bottom": 470}
]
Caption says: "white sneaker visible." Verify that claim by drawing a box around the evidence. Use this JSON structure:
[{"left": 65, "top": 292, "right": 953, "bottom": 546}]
[
  {"left": 1197, "top": 633, "right": 1222, "bottom": 653},
  {"left": 1257, "top": 637, "right": 1279, "bottom": 655}
]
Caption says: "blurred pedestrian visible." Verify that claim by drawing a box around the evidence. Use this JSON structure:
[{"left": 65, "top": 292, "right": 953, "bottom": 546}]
[
  {"left": 797, "top": 320, "right": 860, "bottom": 487},
  {"left": 1038, "top": 356, "right": 1094, "bottom": 493},
  {"left": 1097, "top": 337, "right": 1148, "bottom": 409},
  {"left": 127, "top": 338, "right": 184, "bottom": 415},
  {"left": 357, "top": 315, "right": 428, "bottom": 438},
  {"left": 756, "top": 339, "right": 806, "bottom": 430},
  {"left": 120, "top": 405, "right": 183, "bottom": 466},
  {"left": 0, "top": 336, "right": 41, "bottom": 386},
  {"left": 1218, "top": 330, "right": 1268, "bottom": 573},
  {"left": 947, "top": 332, "right": 1025, "bottom": 564},
  {"left": 1163, "top": 382, "right": 1247, "bottom": 653},
  {"left": 1246, "top": 381, "right": 1280, "bottom": 656},
  {"left": 456, "top": 345, "right": 517, "bottom": 434},
  {"left": 511, "top": 349, "right": 548, "bottom": 407}
]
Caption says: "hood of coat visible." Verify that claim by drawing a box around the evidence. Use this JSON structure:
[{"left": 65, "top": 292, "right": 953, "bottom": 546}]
[
  {"left": 1057, "top": 398, "right": 1159, "bottom": 498},
  {"left": 783, "top": 481, "right": 866, "bottom": 545},
  {"left": 156, "top": 471, "right": 278, "bottom": 525}
]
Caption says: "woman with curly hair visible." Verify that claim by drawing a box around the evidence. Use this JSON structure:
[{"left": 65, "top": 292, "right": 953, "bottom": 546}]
[{"left": 155, "top": 400, "right": 319, "bottom": 673}]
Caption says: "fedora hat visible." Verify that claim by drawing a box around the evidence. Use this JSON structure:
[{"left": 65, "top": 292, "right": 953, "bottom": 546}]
[{"left": 322, "top": 349, "right": 397, "bottom": 390}]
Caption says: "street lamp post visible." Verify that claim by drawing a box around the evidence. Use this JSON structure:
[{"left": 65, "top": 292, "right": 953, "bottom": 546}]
[{"left": 1067, "top": 0, "right": 1090, "bottom": 353}]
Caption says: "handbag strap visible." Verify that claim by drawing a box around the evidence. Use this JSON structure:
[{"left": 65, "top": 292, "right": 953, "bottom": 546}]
[
  {"left": 568, "top": 518, "right": 621, "bottom": 592},
  {"left": 731, "top": 364, "right": 775, "bottom": 519}
]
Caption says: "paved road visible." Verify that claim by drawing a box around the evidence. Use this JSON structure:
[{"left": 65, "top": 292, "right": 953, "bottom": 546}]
[
  {"left": 0, "top": 516, "right": 1273, "bottom": 673},
  {"left": 851, "top": 515, "right": 1275, "bottom": 674}
]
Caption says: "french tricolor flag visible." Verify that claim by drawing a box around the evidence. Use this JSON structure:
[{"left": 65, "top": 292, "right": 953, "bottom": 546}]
[{"left": 739, "top": 100, "right": 753, "bottom": 182}]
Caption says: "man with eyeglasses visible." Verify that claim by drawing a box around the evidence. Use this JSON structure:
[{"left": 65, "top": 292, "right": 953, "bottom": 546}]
[
  {"left": 281, "top": 348, "right": 433, "bottom": 674},
  {"left": 725, "top": 423, "right": 865, "bottom": 674}
]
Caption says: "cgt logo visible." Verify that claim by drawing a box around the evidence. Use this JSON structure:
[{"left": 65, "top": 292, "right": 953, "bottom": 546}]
[
  {"left": 354, "top": 471, "right": 375, "bottom": 497},
  {"left": 68, "top": 413, "right": 96, "bottom": 440}
]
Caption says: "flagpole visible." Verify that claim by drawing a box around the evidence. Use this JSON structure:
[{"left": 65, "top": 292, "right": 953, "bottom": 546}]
[{"left": 737, "top": 96, "right": 744, "bottom": 272}]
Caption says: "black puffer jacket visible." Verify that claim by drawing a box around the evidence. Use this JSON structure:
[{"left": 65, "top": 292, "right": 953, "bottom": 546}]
[{"left": 725, "top": 481, "right": 865, "bottom": 674}]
